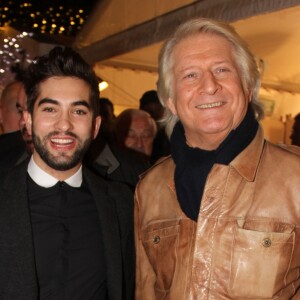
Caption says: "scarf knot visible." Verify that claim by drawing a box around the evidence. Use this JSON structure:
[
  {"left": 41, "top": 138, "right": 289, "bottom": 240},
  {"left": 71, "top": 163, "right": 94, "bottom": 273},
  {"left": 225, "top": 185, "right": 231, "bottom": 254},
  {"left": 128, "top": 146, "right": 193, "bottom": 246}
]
[{"left": 170, "top": 106, "right": 259, "bottom": 221}]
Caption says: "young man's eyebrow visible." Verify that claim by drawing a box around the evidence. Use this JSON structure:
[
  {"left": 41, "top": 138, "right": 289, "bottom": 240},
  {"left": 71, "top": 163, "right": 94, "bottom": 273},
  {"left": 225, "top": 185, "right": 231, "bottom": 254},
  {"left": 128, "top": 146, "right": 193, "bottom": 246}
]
[
  {"left": 37, "top": 98, "right": 91, "bottom": 110},
  {"left": 72, "top": 100, "right": 91, "bottom": 109},
  {"left": 37, "top": 98, "right": 59, "bottom": 106}
]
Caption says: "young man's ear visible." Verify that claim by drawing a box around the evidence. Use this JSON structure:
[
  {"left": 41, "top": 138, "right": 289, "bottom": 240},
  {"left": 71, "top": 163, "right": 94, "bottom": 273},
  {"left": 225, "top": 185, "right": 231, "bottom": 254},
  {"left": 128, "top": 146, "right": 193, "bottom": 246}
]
[
  {"left": 92, "top": 116, "right": 101, "bottom": 139},
  {"left": 23, "top": 110, "right": 32, "bottom": 135}
]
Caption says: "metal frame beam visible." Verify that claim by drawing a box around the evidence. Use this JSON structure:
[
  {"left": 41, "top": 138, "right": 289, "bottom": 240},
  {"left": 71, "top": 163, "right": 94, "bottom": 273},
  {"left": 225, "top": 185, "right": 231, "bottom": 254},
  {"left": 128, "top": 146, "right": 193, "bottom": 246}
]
[{"left": 76, "top": 0, "right": 300, "bottom": 64}]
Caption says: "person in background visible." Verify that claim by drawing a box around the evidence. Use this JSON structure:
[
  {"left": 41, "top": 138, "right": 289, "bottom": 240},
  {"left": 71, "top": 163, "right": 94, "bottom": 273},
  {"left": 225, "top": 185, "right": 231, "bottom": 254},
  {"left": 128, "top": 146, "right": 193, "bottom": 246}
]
[
  {"left": 139, "top": 90, "right": 171, "bottom": 163},
  {"left": 16, "top": 82, "right": 34, "bottom": 157},
  {"left": 139, "top": 90, "right": 165, "bottom": 122},
  {"left": 0, "top": 81, "right": 22, "bottom": 134},
  {"left": 99, "top": 97, "right": 116, "bottom": 139},
  {"left": 88, "top": 109, "right": 156, "bottom": 191},
  {"left": 0, "top": 46, "right": 134, "bottom": 300},
  {"left": 114, "top": 108, "right": 157, "bottom": 158},
  {"left": 290, "top": 113, "right": 300, "bottom": 146},
  {"left": 85, "top": 97, "right": 116, "bottom": 166},
  {"left": 135, "top": 18, "right": 300, "bottom": 299},
  {"left": 0, "top": 81, "right": 26, "bottom": 178}
]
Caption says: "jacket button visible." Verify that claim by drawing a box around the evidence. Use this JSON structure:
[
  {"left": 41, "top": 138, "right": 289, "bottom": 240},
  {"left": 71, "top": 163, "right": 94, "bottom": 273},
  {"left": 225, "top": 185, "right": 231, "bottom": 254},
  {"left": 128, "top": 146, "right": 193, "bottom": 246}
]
[
  {"left": 262, "top": 238, "right": 272, "bottom": 247},
  {"left": 153, "top": 236, "right": 160, "bottom": 244}
]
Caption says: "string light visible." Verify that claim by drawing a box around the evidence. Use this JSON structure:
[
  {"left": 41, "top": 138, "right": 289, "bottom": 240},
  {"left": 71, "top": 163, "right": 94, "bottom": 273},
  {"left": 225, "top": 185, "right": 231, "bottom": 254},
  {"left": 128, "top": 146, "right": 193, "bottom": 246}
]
[
  {"left": 99, "top": 81, "right": 109, "bottom": 92},
  {"left": 0, "top": 31, "right": 33, "bottom": 85},
  {"left": 0, "top": 1, "right": 94, "bottom": 37},
  {"left": 0, "top": 1, "right": 96, "bottom": 85}
]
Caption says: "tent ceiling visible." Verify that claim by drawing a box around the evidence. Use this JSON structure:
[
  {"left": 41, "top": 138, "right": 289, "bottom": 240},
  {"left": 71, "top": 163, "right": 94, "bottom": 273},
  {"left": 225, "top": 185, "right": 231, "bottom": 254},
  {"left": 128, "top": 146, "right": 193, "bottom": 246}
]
[
  {"left": 74, "top": 0, "right": 300, "bottom": 94},
  {"left": 100, "top": 5, "right": 300, "bottom": 94},
  {"left": 234, "top": 6, "right": 300, "bottom": 94}
]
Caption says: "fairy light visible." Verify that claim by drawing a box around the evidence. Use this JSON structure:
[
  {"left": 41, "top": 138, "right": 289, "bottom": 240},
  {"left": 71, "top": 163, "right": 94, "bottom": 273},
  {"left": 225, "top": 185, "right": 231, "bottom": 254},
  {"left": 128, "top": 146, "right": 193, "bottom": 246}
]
[
  {"left": 0, "top": 1, "right": 94, "bottom": 37},
  {"left": 0, "top": 31, "right": 33, "bottom": 85},
  {"left": 0, "top": 1, "right": 96, "bottom": 85}
]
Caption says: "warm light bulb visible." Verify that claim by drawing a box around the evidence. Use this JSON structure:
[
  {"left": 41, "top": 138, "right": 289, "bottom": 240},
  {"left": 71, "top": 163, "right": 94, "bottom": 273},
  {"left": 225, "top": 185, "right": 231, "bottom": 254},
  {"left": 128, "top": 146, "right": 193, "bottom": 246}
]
[{"left": 99, "top": 81, "right": 109, "bottom": 91}]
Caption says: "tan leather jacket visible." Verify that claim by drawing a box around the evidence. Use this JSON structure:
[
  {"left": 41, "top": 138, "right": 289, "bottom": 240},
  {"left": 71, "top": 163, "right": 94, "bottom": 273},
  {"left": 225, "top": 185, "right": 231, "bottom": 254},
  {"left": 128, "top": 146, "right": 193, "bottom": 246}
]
[{"left": 135, "top": 128, "right": 300, "bottom": 299}]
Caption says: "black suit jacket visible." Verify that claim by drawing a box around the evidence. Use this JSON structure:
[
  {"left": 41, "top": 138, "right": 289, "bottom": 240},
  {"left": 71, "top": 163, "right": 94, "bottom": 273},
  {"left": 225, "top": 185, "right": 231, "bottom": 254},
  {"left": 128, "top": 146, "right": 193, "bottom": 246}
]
[
  {"left": 0, "top": 131, "right": 26, "bottom": 180},
  {"left": 0, "top": 159, "right": 135, "bottom": 300}
]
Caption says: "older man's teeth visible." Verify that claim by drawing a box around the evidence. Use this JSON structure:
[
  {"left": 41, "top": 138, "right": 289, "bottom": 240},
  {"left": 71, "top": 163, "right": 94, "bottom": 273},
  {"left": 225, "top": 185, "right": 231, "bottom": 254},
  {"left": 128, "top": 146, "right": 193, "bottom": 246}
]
[
  {"left": 51, "top": 138, "right": 73, "bottom": 144},
  {"left": 195, "top": 102, "right": 224, "bottom": 109}
]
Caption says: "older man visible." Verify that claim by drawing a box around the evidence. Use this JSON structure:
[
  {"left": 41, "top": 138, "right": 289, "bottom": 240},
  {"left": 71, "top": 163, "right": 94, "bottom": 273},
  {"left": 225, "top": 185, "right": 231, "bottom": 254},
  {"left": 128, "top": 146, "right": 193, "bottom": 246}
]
[{"left": 134, "top": 18, "right": 300, "bottom": 299}]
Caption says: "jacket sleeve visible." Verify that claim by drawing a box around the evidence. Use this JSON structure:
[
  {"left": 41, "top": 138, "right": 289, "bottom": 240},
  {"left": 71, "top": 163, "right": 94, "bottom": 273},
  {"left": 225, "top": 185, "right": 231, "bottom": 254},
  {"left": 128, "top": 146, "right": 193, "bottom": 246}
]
[
  {"left": 134, "top": 186, "right": 157, "bottom": 300},
  {"left": 292, "top": 289, "right": 300, "bottom": 299}
]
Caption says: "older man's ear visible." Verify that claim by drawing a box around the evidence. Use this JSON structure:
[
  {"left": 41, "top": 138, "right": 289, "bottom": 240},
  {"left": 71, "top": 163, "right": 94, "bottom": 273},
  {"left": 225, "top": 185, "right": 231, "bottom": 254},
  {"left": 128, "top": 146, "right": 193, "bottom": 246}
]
[
  {"left": 166, "top": 97, "right": 177, "bottom": 116},
  {"left": 248, "top": 89, "right": 253, "bottom": 103}
]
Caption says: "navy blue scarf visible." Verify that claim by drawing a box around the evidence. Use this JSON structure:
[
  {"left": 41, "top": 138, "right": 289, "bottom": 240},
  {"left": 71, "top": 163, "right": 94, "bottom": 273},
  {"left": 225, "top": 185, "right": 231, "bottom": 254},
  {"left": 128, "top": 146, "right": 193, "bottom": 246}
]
[{"left": 170, "top": 106, "right": 259, "bottom": 221}]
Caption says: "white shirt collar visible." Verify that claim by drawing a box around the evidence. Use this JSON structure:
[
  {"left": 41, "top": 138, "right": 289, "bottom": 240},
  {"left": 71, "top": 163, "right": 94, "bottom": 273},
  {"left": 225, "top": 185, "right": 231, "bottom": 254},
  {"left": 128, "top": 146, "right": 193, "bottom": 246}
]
[{"left": 27, "top": 156, "right": 83, "bottom": 188}]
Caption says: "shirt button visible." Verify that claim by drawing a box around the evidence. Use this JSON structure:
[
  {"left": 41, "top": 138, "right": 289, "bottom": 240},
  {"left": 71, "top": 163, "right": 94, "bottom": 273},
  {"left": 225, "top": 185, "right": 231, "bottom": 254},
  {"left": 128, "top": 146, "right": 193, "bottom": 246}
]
[
  {"left": 262, "top": 237, "right": 272, "bottom": 247},
  {"left": 153, "top": 236, "right": 160, "bottom": 244}
]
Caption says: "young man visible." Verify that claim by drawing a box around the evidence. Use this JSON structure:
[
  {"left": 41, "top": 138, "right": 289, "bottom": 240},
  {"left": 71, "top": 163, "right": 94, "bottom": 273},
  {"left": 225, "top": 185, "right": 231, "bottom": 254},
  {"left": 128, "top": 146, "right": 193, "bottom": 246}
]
[
  {"left": 135, "top": 18, "right": 300, "bottom": 299},
  {"left": 0, "top": 47, "right": 134, "bottom": 300}
]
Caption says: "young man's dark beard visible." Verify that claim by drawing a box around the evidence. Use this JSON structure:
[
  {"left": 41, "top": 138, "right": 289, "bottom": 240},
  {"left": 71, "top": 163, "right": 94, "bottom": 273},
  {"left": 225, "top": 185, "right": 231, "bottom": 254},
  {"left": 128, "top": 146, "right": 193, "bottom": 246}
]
[{"left": 32, "top": 132, "right": 92, "bottom": 171}]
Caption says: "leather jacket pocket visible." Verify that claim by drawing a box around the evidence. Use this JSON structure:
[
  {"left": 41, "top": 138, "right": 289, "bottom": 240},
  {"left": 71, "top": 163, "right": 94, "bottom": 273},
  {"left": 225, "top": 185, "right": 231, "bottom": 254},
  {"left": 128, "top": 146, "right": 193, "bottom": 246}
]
[
  {"left": 229, "top": 219, "right": 295, "bottom": 299},
  {"left": 141, "top": 220, "right": 180, "bottom": 294}
]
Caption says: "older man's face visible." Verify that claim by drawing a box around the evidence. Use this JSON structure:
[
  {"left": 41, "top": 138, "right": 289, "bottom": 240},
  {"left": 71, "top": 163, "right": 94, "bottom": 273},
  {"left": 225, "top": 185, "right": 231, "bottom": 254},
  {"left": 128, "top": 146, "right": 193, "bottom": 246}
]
[{"left": 167, "top": 33, "right": 250, "bottom": 150}]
